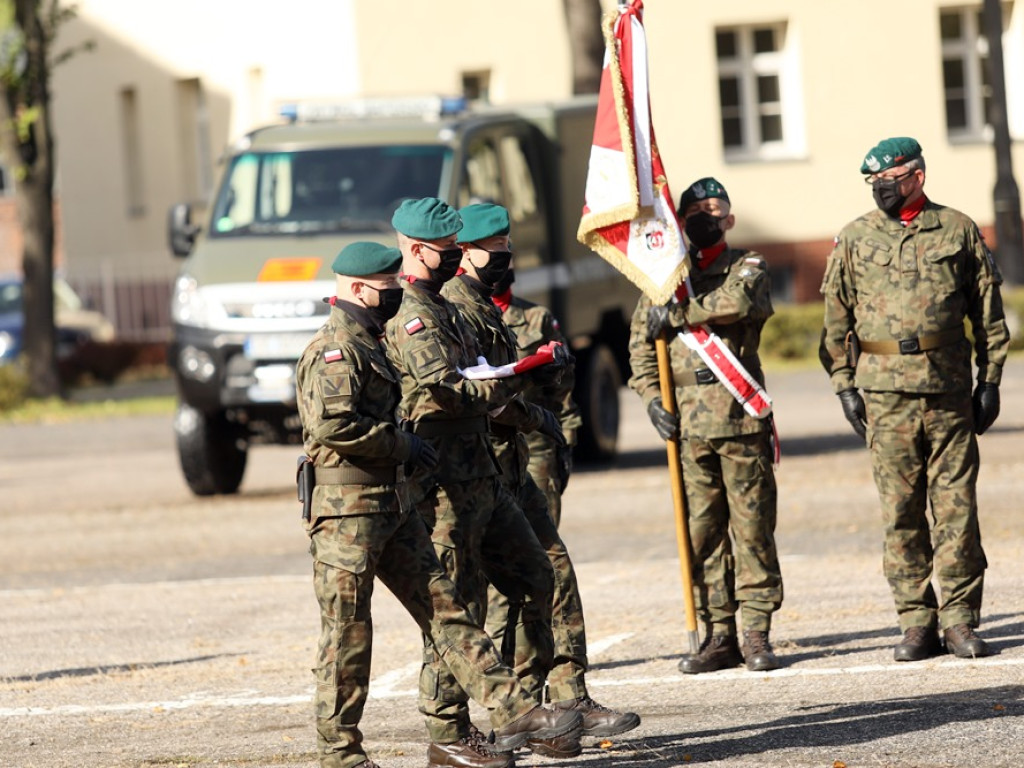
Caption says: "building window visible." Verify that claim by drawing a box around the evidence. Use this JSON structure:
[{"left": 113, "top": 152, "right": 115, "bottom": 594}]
[
  {"left": 462, "top": 70, "right": 491, "bottom": 105},
  {"left": 715, "top": 22, "right": 804, "bottom": 161},
  {"left": 119, "top": 87, "right": 145, "bottom": 217},
  {"left": 940, "top": 4, "right": 1013, "bottom": 141},
  {"left": 176, "top": 78, "right": 214, "bottom": 204}
]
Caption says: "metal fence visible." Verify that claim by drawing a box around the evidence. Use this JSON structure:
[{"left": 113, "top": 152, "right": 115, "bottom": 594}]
[{"left": 72, "top": 276, "right": 174, "bottom": 344}]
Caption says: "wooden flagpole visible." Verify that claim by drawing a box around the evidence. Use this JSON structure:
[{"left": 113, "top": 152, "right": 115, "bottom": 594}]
[{"left": 656, "top": 333, "right": 700, "bottom": 655}]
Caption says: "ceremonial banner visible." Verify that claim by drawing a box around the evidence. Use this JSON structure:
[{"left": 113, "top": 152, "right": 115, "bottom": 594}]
[{"left": 576, "top": 0, "right": 688, "bottom": 305}]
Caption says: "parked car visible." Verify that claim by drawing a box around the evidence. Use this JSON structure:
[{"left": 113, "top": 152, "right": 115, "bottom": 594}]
[{"left": 0, "top": 275, "right": 116, "bottom": 363}]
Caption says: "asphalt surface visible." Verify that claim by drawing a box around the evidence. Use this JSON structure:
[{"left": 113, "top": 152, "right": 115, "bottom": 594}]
[{"left": 1, "top": 362, "right": 1023, "bottom": 768}]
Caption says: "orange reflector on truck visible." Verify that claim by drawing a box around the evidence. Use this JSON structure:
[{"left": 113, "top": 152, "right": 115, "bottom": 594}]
[{"left": 258, "top": 258, "right": 322, "bottom": 282}]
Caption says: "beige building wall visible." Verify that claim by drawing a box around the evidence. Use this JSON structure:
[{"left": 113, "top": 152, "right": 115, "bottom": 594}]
[{"left": 16, "top": 0, "right": 1024, "bottom": 329}]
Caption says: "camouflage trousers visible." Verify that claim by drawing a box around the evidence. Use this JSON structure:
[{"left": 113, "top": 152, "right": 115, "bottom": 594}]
[
  {"left": 526, "top": 436, "right": 565, "bottom": 527},
  {"left": 309, "top": 508, "right": 536, "bottom": 768},
  {"left": 414, "top": 475, "right": 555, "bottom": 743},
  {"left": 680, "top": 429, "right": 782, "bottom": 635},
  {"left": 485, "top": 466, "right": 589, "bottom": 704},
  {"left": 864, "top": 390, "right": 987, "bottom": 632}
]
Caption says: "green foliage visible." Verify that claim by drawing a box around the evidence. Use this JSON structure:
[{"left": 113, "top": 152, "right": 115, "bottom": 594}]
[
  {"left": 761, "top": 301, "right": 825, "bottom": 361},
  {"left": 0, "top": 360, "right": 30, "bottom": 411}
]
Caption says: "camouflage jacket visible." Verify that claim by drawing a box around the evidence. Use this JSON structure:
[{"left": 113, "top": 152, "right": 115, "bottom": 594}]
[
  {"left": 294, "top": 305, "right": 414, "bottom": 517},
  {"left": 384, "top": 278, "right": 517, "bottom": 484},
  {"left": 443, "top": 274, "right": 546, "bottom": 483},
  {"left": 628, "top": 247, "right": 773, "bottom": 439},
  {"left": 502, "top": 295, "right": 582, "bottom": 450},
  {"left": 819, "top": 201, "right": 1010, "bottom": 394}
]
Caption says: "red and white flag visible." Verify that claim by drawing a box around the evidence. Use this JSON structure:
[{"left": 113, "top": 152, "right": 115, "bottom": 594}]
[
  {"left": 458, "top": 342, "right": 565, "bottom": 380},
  {"left": 576, "top": 0, "right": 687, "bottom": 305}
]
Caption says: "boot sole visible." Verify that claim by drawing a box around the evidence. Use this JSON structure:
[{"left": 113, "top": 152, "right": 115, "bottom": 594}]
[
  {"left": 491, "top": 715, "right": 583, "bottom": 753},
  {"left": 582, "top": 712, "right": 642, "bottom": 737},
  {"left": 527, "top": 739, "right": 583, "bottom": 758}
]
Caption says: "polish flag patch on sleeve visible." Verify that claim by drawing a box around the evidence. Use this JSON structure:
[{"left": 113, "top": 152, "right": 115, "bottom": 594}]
[
  {"left": 324, "top": 349, "right": 344, "bottom": 363},
  {"left": 404, "top": 317, "right": 425, "bottom": 335}
]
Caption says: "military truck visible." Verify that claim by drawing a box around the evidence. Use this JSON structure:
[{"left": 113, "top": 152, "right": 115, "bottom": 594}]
[{"left": 167, "top": 95, "right": 639, "bottom": 496}]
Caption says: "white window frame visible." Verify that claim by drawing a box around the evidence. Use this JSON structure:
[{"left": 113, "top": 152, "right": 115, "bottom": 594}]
[
  {"left": 715, "top": 22, "right": 806, "bottom": 163},
  {"left": 941, "top": 3, "right": 1018, "bottom": 143}
]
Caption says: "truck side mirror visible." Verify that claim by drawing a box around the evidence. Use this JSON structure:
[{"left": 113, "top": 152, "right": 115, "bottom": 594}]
[{"left": 168, "top": 203, "right": 199, "bottom": 257}]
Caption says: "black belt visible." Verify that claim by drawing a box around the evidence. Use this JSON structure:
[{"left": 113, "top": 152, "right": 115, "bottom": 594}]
[
  {"left": 314, "top": 463, "right": 402, "bottom": 485},
  {"left": 407, "top": 415, "right": 489, "bottom": 438},
  {"left": 490, "top": 422, "right": 518, "bottom": 439}
]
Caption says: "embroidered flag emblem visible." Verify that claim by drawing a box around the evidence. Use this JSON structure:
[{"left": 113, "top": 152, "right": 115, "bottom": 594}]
[
  {"left": 324, "top": 349, "right": 343, "bottom": 363},
  {"left": 404, "top": 317, "right": 425, "bottom": 335}
]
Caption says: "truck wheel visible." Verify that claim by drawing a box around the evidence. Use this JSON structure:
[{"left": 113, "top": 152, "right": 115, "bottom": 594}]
[
  {"left": 575, "top": 344, "right": 621, "bottom": 462},
  {"left": 174, "top": 402, "right": 247, "bottom": 496}
]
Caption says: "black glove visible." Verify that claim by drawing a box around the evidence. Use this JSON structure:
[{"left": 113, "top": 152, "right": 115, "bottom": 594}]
[
  {"left": 529, "top": 361, "right": 564, "bottom": 387},
  {"left": 972, "top": 382, "right": 1000, "bottom": 435},
  {"left": 646, "top": 399, "right": 679, "bottom": 441},
  {"left": 539, "top": 408, "right": 567, "bottom": 447},
  {"left": 407, "top": 434, "right": 440, "bottom": 472},
  {"left": 555, "top": 443, "right": 573, "bottom": 492},
  {"left": 837, "top": 388, "right": 867, "bottom": 440},
  {"left": 550, "top": 342, "right": 576, "bottom": 369},
  {"left": 646, "top": 304, "right": 673, "bottom": 342}
]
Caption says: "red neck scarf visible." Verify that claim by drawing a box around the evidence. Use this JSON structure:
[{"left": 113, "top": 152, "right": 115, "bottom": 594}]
[
  {"left": 492, "top": 287, "right": 512, "bottom": 313},
  {"left": 900, "top": 195, "right": 927, "bottom": 225},
  {"left": 675, "top": 242, "right": 727, "bottom": 301}
]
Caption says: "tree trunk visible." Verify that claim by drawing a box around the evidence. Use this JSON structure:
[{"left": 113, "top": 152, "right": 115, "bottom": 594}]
[
  {"left": 0, "top": 0, "right": 60, "bottom": 397},
  {"left": 562, "top": 0, "right": 605, "bottom": 95}
]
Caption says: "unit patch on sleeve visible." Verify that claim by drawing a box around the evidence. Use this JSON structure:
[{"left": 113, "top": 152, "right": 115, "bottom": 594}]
[{"left": 404, "top": 317, "right": 425, "bottom": 335}]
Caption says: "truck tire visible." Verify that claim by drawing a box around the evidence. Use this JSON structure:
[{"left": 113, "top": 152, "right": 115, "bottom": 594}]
[
  {"left": 174, "top": 402, "right": 247, "bottom": 496},
  {"left": 575, "top": 344, "right": 621, "bottom": 462}
]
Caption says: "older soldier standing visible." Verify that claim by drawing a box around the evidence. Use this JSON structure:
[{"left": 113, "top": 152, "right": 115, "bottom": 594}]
[
  {"left": 820, "top": 137, "right": 1010, "bottom": 661},
  {"left": 449, "top": 204, "right": 640, "bottom": 755},
  {"left": 629, "top": 177, "right": 782, "bottom": 674},
  {"left": 383, "top": 199, "right": 579, "bottom": 768},
  {"left": 490, "top": 261, "right": 582, "bottom": 527},
  {"left": 296, "top": 241, "right": 582, "bottom": 768}
]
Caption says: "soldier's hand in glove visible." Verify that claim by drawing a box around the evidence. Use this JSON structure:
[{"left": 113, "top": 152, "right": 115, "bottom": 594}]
[
  {"left": 646, "top": 302, "right": 685, "bottom": 342},
  {"left": 837, "top": 388, "right": 867, "bottom": 439},
  {"left": 407, "top": 434, "right": 440, "bottom": 472},
  {"left": 539, "top": 408, "right": 567, "bottom": 447},
  {"left": 646, "top": 399, "right": 679, "bottom": 441},
  {"left": 972, "top": 382, "right": 1000, "bottom": 435},
  {"left": 555, "top": 443, "right": 573, "bottom": 492},
  {"left": 529, "top": 361, "right": 564, "bottom": 387}
]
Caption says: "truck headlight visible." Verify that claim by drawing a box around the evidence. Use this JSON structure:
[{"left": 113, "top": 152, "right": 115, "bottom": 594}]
[{"left": 171, "top": 273, "right": 222, "bottom": 326}]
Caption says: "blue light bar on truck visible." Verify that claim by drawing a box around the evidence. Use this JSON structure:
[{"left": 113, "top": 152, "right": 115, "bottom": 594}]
[{"left": 279, "top": 96, "right": 468, "bottom": 123}]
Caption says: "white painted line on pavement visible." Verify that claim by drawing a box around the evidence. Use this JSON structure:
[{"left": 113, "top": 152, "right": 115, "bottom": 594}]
[
  {"left": 587, "top": 632, "right": 633, "bottom": 656},
  {"left": 5, "top": 654, "right": 1021, "bottom": 719}
]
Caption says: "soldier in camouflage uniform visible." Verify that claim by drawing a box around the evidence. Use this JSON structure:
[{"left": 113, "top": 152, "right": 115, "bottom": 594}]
[
  {"left": 819, "top": 137, "right": 1009, "bottom": 662},
  {"left": 491, "top": 264, "right": 582, "bottom": 528},
  {"left": 629, "top": 177, "right": 782, "bottom": 674},
  {"left": 296, "top": 242, "right": 582, "bottom": 768},
  {"left": 448, "top": 204, "right": 640, "bottom": 755},
  {"left": 382, "top": 199, "right": 581, "bottom": 768}
]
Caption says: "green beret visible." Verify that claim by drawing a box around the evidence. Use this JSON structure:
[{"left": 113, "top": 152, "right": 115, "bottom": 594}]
[
  {"left": 860, "top": 137, "right": 922, "bottom": 174},
  {"left": 391, "top": 197, "right": 463, "bottom": 239},
  {"left": 678, "top": 177, "right": 729, "bottom": 214},
  {"left": 331, "top": 241, "right": 403, "bottom": 276},
  {"left": 456, "top": 203, "right": 510, "bottom": 243}
]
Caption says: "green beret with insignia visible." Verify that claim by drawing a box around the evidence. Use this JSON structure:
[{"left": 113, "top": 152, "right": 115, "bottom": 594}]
[
  {"left": 860, "top": 137, "right": 922, "bottom": 174},
  {"left": 456, "top": 203, "right": 510, "bottom": 243},
  {"left": 331, "top": 241, "right": 403, "bottom": 276},
  {"left": 678, "top": 177, "right": 730, "bottom": 214},
  {"left": 391, "top": 197, "right": 463, "bottom": 239}
]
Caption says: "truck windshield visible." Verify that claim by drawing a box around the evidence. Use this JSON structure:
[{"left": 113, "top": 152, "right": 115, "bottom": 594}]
[{"left": 209, "top": 145, "right": 449, "bottom": 236}]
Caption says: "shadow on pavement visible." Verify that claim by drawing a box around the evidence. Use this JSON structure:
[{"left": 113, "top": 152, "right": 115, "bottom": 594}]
[{"left": 4, "top": 653, "right": 238, "bottom": 683}]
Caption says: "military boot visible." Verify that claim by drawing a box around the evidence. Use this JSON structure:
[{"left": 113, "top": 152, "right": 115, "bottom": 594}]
[
  {"left": 677, "top": 634, "right": 744, "bottom": 674},
  {"left": 427, "top": 725, "right": 512, "bottom": 768},
  {"left": 741, "top": 630, "right": 780, "bottom": 671},
  {"left": 943, "top": 624, "right": 992, "bottom": 658},
  {"left": 893, "top": 625, "right": 943, "bottom": 662},
  {"left": 489, "top": 704, "right": 582, "bottom": 753},
  {"left": 552, "top": 695, "right": 641, "bottom": 737}
]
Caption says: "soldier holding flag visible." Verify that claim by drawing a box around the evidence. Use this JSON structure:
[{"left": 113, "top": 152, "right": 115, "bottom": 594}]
[{"left": 628, "top": 178, "right": 783, "bottom": 674}]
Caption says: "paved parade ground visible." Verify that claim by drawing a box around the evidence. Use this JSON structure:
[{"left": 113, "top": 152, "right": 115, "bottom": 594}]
[{"left": 2, "top": 361, "right": 1023, "bottom": 767}]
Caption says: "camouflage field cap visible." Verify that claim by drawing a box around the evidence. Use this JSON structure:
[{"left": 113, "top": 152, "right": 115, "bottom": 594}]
[
  {"left": 331, "top": 241, "right": 403, "bottom": 276},
  {"left": 678, "top": 177, "right": 730, "bottom": 214},
  {"left": 456, "top": 203, "right": 510, "bottom": 243},
  {"left": 391, "top": 197, "right": 463, "bottom": 239},
  {"left": 860, "top": 137, "right": 922, "bottom": 174}
]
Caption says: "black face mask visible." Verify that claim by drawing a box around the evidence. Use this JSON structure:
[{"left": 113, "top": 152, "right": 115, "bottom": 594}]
[
  {"left": 364, "top": 286, "right": 404, "bottom": 328},
  {"left": 492, "top": 268, "right": 515, "bottom": 295},
  {"left": 684, "top": 211, "right": 726, "bottom": 250},
  {"left": 422, "top": 244, "right": 463, "bottom": 283},
  {"left": 471, "top": 248, "right": 513, "bottom": 288},
  {"left": 872, "top": 178, "right": 908, "bottom": 218}
]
